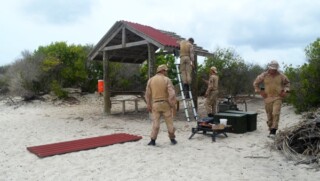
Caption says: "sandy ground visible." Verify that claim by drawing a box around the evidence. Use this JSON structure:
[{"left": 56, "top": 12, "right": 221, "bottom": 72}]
[{"left": 0, "top": 93, "right": 319, "bottom": 181}]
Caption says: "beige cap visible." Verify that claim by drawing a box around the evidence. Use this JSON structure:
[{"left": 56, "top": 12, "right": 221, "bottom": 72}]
[
  {"left": 157, "top": 64, "right": 168, "bottom": 73},
  {"left": 188, "top": 38, "right": 194, "bottom": 44},
  {"left": 268, "top": 60, "right": 279, "bottom": 70},
  {"left": 210, "top": 66, "right": 218, "bottom": 73}
]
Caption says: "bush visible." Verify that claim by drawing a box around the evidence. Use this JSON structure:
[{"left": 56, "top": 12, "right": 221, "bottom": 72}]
[
  {"left": 198, "top": 48, "right": 264, "bottom": 97},
  {"left": 51, "top": 80, "right": 68, "bottom": 99},
  {"left": 284, "top": 38, "right": 320, "bottom": 112}
]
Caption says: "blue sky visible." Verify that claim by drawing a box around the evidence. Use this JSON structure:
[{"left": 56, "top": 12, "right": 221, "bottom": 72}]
[{"left": 1, "top": 0, "right": 319, "bottom": 68}]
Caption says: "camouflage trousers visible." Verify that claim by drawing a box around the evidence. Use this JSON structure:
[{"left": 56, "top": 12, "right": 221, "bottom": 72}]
[
  {"left": 265, "top": 99, "right": 282, "bottom": 130},
  {"left": 180, "top": 56, "right": 192, "bottom": 85},
  {"left": 150, "top": 101, "right": 175, "bottom": 140},
  {"left": 205, "top": 90, "right": 219, "bottom": 115}
]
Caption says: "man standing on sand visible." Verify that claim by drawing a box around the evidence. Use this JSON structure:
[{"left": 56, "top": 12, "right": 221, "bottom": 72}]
[
  {"left": 204, "top": 66, "right": 219, "bottom": 117},
  {"left": 145, "top": 64, "right": 177, "bottom": 146},
  {"left": 253, "top": 60, "right": 290, "bottom": 138},
  {"left": 179, "top": 38, "right": 195, "bottom": 98}
]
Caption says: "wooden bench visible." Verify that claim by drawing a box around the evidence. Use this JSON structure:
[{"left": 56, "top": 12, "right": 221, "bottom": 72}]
[
  {"left": 112, "top": 99, "right": 141, "bottom": 114},
  {"left": 110, "top": 91, "right": 145, "bottom": 101},
  {"left": 108, "top": 91, "right": 145, "bottom": 114}
]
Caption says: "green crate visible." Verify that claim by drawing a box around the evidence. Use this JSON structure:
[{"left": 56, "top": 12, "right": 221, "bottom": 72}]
[
  {"left": 218, "top": 103, "right": 238, "bottom": 112},
  {"left": 213, "top": 113, "right": 247, "bottom": 134},
  {"left": 224, "top": 110, "right": 257, "bottom": 132}
]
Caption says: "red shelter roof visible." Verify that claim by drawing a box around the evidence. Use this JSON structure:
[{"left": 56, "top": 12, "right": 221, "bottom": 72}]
[
  {"left": 123, "top": 21, "right": 179, "bottom": 48},
  {"left": 89, "top": 20, "right": 212, "bottom": 62}
]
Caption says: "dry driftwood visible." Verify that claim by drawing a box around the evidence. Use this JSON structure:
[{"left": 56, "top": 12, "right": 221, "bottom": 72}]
[{"left": 273, "top": 115, "right": 320, "bottom": 168}]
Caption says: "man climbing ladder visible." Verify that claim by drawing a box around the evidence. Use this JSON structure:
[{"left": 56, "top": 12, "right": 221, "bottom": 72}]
[
  {"left": 179, "top": 38, "right": 195, "bottom": 99},
  {"left": 175, "top": 57, "right": 199, "bottom": 122}
]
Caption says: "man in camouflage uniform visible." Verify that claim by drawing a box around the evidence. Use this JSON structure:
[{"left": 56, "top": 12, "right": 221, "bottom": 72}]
[
  {"left": 145, "top": 64, "right": 177, "bottom": 146},
  {"left": 204, "top": 66, "right": 219, "bottom": 117},
  {"left": 179, "top": 38, "right": 195, "bottom": 98},
  {"left": 253, "top": 60, "right": 290, "bottom": 138}
]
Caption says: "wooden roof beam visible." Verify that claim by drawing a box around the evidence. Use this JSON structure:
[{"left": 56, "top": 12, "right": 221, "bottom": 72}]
[{"left": 102, "top": 40, "right": 148, "bottom": 51}]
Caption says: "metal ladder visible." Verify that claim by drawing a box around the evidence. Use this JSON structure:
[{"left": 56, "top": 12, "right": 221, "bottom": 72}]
[{"left": 175, "top": 57, "right": 199, "bottom": 122}]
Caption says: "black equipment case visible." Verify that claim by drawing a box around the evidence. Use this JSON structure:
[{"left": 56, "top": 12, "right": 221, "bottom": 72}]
[
  {"left": 213, "top": 112, "right": 247, "bottom": 134},
  {"left": 224, "top": 110, "right": 257, "bottom": 132}
]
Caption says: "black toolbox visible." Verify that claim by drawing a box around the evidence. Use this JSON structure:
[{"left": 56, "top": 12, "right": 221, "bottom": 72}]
[
  {"left": 213, "top": 113, "right": 247, "bottom": 134},
  {"left": 224, "top": 110, "right": 257, "bottom": 132}
]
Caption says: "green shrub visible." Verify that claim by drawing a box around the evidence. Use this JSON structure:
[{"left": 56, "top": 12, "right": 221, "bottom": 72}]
[
  {"left": 284, "top": 38, "right": 320, "bottom": 112},
  {"left": 51, "top": 80, "right": 68, "bottom": 99}
]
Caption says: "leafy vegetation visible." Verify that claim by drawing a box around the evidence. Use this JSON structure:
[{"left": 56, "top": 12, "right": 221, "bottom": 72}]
[
  {"left": 284, "top": 38, "right": 320, "bottom": 112},
  {"left": 1, "top": 42, "right": 97, "bottom": 98},
  {"left": 0, "top": 38, "right": 319, "bottom": 114},
  {"left": 0, "top": 42, "right": 145, "bottom": 98},
  {"left": 0, "top": 65, "right": 10, "bottom": 94},
  {"left": 139, "top": 51, "right": 177, "bottom": 85},
  {"left": 197, "top": 48, "right": 264, "bottom": 96}
]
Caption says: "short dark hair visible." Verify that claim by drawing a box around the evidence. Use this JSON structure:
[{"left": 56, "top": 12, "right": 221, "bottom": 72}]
[{"left": 188, "top": 38, "right": 194, "bottom": 44}]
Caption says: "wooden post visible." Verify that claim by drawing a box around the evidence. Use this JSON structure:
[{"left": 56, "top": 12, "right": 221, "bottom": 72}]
[
  {"left": 103, "top": 51, "right": 111, "bottom": 115},
  {"left": 192, "top": 54, "right": 198, "bottom": 110},
  {"left": 134, "top": 99, "right": 138, "bottom": 113},
  {"left": 147, "top": 43, "right": 155, "bottom": 78},
  {"left": 122, "top": 27, "right": 126, "bottom": 47},
  {"left": 122, "top": 101, "right": 125, "bottom": 115}
]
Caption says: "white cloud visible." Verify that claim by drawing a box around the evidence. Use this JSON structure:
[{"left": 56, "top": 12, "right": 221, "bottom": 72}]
[
  {"left": 21, "top": 0, "right": 93, "bottom": 24},
  {"left": 0, "top": 0, "right": 319, "bottom": 67},
  {"left": 237, "top": 45, "right": 306, "bottom": 68}
]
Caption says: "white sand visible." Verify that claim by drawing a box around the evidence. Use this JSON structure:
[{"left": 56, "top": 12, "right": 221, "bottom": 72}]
[{"left": 1, "top": 94, "right": 319, "bottom": 181}]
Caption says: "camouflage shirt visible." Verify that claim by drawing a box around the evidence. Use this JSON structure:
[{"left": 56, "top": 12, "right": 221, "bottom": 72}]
[
  {"left": 205, "top": 74, "right": 219, "bottom": 96},
  {"left": 145, "top": 73, "right": 176, "bottom": 107},
  {"left": 253, "top": 71, "right": 290, "bottom": 103},
  {"left": 179, "top": 40, "right": 194, "bottom": 62}
]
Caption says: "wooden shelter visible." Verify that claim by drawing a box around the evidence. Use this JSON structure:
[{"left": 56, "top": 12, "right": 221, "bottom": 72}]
[{"left": 88, "top": 20, "right": 213, "bottom": 115}]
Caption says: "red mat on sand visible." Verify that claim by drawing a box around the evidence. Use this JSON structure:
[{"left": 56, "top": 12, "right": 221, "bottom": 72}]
[{"left": 27, "top": 133, "right": 142, "bottom": 158}]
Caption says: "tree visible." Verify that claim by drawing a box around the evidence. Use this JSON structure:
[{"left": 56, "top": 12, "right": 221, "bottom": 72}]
[
  {"left": 35, "top": 42, "right": 88, "bottom": 88},
  {"left": 6, "top": 50, "right": 46, "bottom": 97},
  {"left": 140, "top": 51, "right": 176, "bottom": 84},
  {"left": 284, "top": 38, "right": 320, "bottom": 112},
  {"left": 4, "top": 42, "right": 93, "bottom": 98},
  {"left": 198, "top": 47, "right": 260, "bottom": 97},
  {"left": 0, "top": 65, "right": 10, "bottom": 94}
]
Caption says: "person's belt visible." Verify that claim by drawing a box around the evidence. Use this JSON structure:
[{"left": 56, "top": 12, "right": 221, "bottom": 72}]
[{"left": 154, "top": 100, "right": 166, "bottom": 103}]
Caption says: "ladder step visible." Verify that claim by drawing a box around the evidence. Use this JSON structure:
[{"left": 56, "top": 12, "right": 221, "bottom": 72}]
[{"left": 175, "top": 60, "right": 199, "bottom": 122}]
